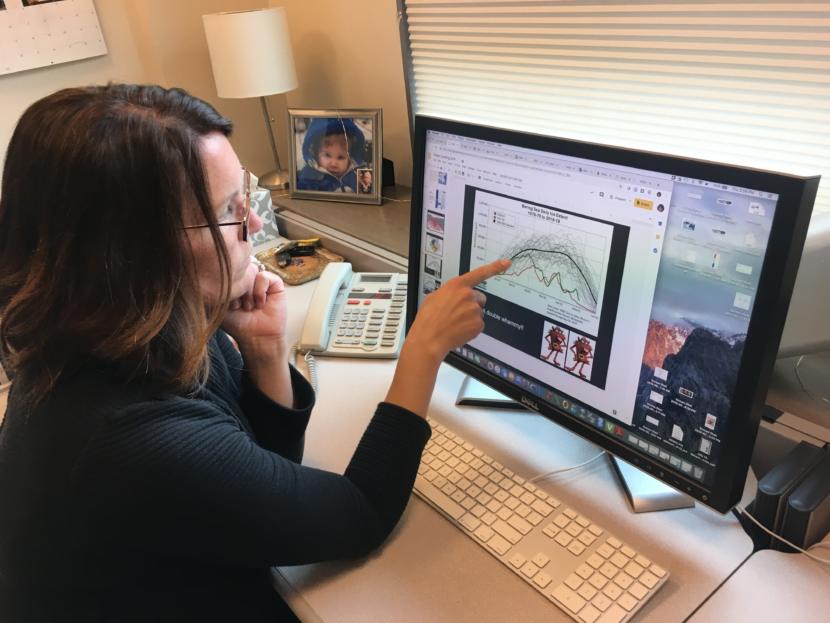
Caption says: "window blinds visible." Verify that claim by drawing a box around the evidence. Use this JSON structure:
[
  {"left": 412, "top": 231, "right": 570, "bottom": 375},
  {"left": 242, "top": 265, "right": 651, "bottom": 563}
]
[{"left": 401, "top": 0, "right": 830, "bottom": 215}]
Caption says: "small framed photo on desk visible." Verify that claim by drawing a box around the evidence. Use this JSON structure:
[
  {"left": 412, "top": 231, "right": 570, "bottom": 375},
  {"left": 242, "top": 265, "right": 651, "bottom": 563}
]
[{"left": 288, "top": 108, "right": 382, "bottom": 205}]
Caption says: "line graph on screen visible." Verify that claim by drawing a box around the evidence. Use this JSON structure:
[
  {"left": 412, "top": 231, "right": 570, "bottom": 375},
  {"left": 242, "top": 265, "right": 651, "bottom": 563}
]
[{"left": 472, "top": 200, "right": 611, "bottom": 322}]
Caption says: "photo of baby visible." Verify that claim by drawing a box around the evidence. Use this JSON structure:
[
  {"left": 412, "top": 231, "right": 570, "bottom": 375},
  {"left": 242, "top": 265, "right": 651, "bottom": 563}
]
[
  {"left": 357, "top": 168, "right": 374, "bottom": 194},
  {"left": 295, "top": 117, "right": 368, "bottom": 192},
  {"left": 289, "top": 109, "right": 382, "bottom": 204}
]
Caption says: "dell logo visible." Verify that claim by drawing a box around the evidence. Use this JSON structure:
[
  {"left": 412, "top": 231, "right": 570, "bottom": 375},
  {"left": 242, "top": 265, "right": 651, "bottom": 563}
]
[{"left": 520, "top": 396, "right": 539, "bottom": 411}]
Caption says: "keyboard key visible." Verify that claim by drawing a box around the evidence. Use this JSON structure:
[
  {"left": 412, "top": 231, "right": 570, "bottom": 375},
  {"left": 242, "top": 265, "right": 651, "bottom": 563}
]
[
  {"left": 551, "top": 585, "right": 586, "bottom": 615},
  {"left": 531, "top": 499, "right": 554, "bottom": 516},
  {"left": 640, "top": 571, "right": 658, "bottom": 589},
  {"left": 542, "top": 523, "right": 559, "bottom": 538},
  {"left": 621, "top": 545, "right": 636, "bottom": 558},
  {"left": 564, "top": 508, "right": 578, "bottom": 519},
  {"left": 610, "top": 553, "right": 628, "bottom": 568},
  {"left": 577, "top": 582, "right": 597, "bottom": 601},
  {"left": 624, "top": 561, "right": 644, "bottom": 579},
  {"left": 596, "top": 603, "right": 627, "bottom": 623},
  {"left": 487, "top": 534, "right": 511, "bottom": 555},
  {"left": 532, "top": 553, "right": 550, "bottom": 568},
  {"left": 588, "top": 524, "right": 603, "bottom": 537},
  {"left": 592, "top": 593, "right": 612, "bottom": 612},
  {"left": 533, "top": 572, "right": 552, "bottom": 589},
  {"left": 576, "top": 515, "right": 591, "bottom": 528},
  {"left": 554, "top": 515, "right": 571, "bottom": 528},
  {"left": 473, "top": 525, "right": 494, "bottom": 543},
  {"left": 566, "top": 523, "right": 583, "bottom": 537},
  {"left": 613, "top": 573, "right": 633, "bottom": 590},
  {"left": 481, "top": 512, "right": 497, "bottom": 526},
  {"left": 415, "top": 477, "right": 465, "bottom": 519},
  {"left": 460, "top": 514, "right": 481, "bottom": 532},
  {"left": 507, "top": 515, "right": 532, "bottom": 535},
  {"left": 515, "top": 504, "right": 531, "bottom": 518},
  {"left": 565, "top": 573, "right": 583, "bottom": 590},
  {"left": 588, "top": 574, "right": 608, "bottom": 590},
  {"left": 635, "top": 553, "right": 651, "bottom": 568},
  {"left": 526, "top": 511, "right": 543, "bottom": 526},
  {"left": 587, "top": 553, "right": 604, "bottom": 569},
  {"left": 497, "top": 507, "right": 512, "bottom": 521},
  {"left": 600, "top": 562, "right": 618, "bottom": 579},
  {"left": 628, "top": 581, "right": 648, "bottom": 600},
  {"left": 579, "top": 604, "right": 601, "bottom": 623},
  {"left": 603, "top": 583, "right": 622, "bottom": 600},
  {"left": 618, "top": 592, "right": 638, "bottom": 612},
  {"left": 578, "top": 532, "right": 597, "bottom": 547},
  {"left": 607, "top": 537, "right": 622, "bottom": 548},
  {"left": 576, "top": 563, "right": 593, "bottom": 579},
  {"left": 568, "top": 541, "right": 587, "bottom": 556},
  {"left": 650, "top": 563, "right": 667, "bottom": 578},
  {"left": 509, "top": 553, "right": 526, "bottom": 568},
  {"left": 493, "top": 520, "right": 522, "bottom": 544},
  {"left": 520, "top": 562, "right": 539, "bottom": 578},
  {"left": 597, "top": 543, "right": 615, "bottom": 558},
  {"left": 555, "top": 532, "right": 573, "bottom": 547},
  {"left": 520, "top": 492, "right": 536, "bottom": 505}
]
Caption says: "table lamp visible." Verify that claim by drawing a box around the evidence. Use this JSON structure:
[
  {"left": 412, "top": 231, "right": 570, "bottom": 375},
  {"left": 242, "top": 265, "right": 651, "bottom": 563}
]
[{"left": 203, "top": 7, "right": 298, "bottom": 190}]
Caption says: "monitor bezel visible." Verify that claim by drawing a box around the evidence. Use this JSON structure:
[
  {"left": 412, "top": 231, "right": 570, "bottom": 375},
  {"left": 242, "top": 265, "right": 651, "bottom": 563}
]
[{"left": 407, "top": 115, "right": 819, "bottom": 513}]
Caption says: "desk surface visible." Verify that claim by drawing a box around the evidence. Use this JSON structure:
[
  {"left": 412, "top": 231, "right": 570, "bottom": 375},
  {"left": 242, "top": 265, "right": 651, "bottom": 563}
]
[
  {"left": 271, "top": 185, "right": 411, "bottom": 258},
  {"left": 688, "top": 546, "right": 830, "bottom": 622},
  {"left": 274, "top": 281, "right": 756, "bottom": 622}
]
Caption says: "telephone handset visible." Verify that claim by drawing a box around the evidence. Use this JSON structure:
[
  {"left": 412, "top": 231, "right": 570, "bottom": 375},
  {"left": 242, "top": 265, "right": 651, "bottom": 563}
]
[{"left": 298, "top": 262, "right": 407, "bottom": 358}]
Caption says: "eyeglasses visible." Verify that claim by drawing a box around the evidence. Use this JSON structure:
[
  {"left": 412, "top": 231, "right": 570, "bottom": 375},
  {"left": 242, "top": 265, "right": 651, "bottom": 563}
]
[{"left": 182, "top": 166, "right": 251, "bottom": 242}]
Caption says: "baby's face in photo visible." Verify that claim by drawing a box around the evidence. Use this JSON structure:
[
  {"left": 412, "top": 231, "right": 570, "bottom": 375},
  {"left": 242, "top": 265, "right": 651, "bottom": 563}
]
[{"left": 318, "top": 135, "right": 350, "bottom": 177}]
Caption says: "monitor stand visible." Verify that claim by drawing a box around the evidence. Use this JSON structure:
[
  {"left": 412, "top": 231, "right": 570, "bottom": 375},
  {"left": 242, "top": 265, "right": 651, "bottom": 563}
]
[{"left": 456, "top": 375, "right": 695, "bottom": 513}]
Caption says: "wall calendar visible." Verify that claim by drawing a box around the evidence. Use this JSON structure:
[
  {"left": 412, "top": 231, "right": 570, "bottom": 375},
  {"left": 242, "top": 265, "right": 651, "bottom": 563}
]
[{"left": 0, "top": 0, "right": 107, "bottom": 76}]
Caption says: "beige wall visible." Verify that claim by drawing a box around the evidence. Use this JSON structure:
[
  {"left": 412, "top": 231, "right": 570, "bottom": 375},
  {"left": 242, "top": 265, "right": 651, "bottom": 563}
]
[
  {"left": 0, "top": 0, "right": 412, "bottom": 188},
  {"left": 274, "top": 0, "right": 412, "bottom": 185},
  {"left": 0, "top": 0, "right": 275, "bottom": 181}
]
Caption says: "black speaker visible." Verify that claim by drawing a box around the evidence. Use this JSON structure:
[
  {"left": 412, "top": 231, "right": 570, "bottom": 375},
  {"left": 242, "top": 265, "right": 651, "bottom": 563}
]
[{"left": 382, "top": 157, "right": 395, "bottom": 187}]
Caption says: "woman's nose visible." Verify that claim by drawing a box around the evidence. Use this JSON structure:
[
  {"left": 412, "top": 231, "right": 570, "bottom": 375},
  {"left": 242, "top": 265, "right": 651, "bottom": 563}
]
[{"left": 247, "top": 204, "right": 263, "bottom": 236}]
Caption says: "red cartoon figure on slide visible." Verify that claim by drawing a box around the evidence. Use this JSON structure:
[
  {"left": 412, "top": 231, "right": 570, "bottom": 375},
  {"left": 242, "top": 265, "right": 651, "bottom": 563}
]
[
  {"left": 543, "top": 325, "right": 567, "bottom": 366},
  {"left": 567, "top": 336, "right": 593, "bottom": 378}
]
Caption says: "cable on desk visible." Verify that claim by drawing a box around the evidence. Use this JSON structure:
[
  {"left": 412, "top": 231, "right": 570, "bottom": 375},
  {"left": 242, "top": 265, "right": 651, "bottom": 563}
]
[
  {"left": 529, "top": 451, "right": 607, "bottom": 483},
  {"left": 381, "top": 195, "right": 409, "bottom": 203},
  {"left": 733, "top": 505, "right": 830, "bottom": 564},
  {"left": 291, "top": 345, "right": 319, "bottom": 395}
]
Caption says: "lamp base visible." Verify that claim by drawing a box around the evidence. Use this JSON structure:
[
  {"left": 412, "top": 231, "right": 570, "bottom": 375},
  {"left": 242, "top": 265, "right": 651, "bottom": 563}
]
[{"left": 258, "top": 168, "right": 290, "bottom": 190}]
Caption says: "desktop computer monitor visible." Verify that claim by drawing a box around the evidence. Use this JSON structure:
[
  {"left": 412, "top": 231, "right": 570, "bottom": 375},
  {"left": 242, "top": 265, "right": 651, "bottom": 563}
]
[{"left": 407, "top": 115, "right": 820, "bottom": 513}]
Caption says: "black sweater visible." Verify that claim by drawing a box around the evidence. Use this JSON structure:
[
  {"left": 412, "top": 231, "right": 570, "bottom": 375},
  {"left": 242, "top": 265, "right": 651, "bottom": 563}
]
[{"left": 0, "top": 332, "right": 431, "bottom": 622}]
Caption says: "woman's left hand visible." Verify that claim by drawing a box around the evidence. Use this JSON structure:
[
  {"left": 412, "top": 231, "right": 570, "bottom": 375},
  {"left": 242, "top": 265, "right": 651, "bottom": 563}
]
[{"left": 222, "top": 263, "right": 289, "bottom": 353}]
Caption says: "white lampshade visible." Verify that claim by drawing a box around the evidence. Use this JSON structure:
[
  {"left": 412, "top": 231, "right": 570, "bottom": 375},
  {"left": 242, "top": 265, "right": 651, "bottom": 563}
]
[{"left": 203, "top": 8, "right": 298, "bottom": 99}]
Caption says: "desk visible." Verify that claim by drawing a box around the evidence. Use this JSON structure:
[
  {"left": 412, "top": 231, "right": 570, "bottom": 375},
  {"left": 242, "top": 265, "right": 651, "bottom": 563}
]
[
  {"left": 688, "top": 546, "right": 830, "bottom": 622},
  {"left": 273, "top": 281, "right": 756, "bottom": 622},
  {"left": 272, "top": 186, "right": 411, "bottom": 273}
]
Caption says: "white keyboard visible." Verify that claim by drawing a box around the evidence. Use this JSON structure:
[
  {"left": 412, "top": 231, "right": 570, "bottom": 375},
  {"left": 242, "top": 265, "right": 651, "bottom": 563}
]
[{"left": 414, "top": 418, "right": 670, "bottom": 623}]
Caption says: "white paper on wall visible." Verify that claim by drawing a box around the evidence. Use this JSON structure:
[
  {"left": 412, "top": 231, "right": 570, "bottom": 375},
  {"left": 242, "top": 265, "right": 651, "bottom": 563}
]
[{"left": 0, "top": 0, "right": 107, "bottom": 76}]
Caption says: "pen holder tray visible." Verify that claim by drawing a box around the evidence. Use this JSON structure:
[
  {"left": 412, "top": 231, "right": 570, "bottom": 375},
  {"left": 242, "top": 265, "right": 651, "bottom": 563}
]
[{"left": 256, "top": 245, "right": 344, "bottom": 285}]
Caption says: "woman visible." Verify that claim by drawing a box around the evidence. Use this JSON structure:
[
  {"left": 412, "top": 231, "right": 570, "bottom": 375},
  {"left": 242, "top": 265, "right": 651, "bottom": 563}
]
[{"left": 0, "top": 84, "right": 509, "bottom": 622}]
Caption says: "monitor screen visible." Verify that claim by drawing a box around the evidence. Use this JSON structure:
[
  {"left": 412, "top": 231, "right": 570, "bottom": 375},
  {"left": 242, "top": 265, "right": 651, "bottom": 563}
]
[{"left": 408, "top": 116, "right": 819, "bottom": 513}]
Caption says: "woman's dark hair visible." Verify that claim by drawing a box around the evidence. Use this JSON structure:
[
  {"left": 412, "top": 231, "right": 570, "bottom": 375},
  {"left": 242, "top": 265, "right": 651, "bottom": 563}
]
[{"left": 0, "top": 84, "right": 234, "bottom": 400}]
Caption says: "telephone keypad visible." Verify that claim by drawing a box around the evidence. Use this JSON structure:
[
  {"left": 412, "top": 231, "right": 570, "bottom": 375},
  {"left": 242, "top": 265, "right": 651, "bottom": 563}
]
[{"left": 331, "top": 274, "right": 406, "bottom": 356}]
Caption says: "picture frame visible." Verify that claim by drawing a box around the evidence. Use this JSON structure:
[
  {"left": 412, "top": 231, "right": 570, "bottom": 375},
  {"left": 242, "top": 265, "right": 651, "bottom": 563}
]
[{"left": 288, "top": 108, "right": 382, "bottom": 205}]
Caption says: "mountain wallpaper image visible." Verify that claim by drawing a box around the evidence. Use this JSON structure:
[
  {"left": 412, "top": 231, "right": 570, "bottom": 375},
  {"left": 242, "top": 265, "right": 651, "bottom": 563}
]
[{"left": 634, "top": 320, "right": 744, "bottom": 457}]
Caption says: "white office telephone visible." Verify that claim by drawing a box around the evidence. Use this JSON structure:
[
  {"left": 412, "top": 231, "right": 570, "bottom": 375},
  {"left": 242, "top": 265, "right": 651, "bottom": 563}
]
[{"left": 298, "top": 262, "right": 407, "bottom": 358}]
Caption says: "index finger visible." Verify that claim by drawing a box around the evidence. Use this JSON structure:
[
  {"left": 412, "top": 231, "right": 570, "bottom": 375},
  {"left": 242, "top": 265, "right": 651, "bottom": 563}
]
[{"left": 458, "top": 258, "right": 511, "bottom": 287}]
